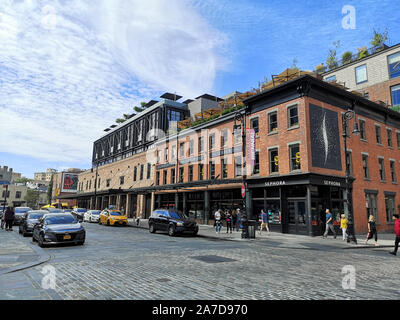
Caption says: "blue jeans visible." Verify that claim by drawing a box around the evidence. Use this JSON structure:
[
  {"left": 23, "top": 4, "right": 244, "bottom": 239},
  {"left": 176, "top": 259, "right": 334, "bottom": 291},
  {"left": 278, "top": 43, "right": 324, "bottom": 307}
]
[{"left": 215, "top": 221, "right": 222, "bottom": 232}]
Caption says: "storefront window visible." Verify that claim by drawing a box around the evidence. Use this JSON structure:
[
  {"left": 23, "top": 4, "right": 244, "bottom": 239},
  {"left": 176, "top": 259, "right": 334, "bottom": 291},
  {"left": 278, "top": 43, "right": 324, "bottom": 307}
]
[
  {"left": 365, "top": 192, "right": 378, "bottom": 223},
  {"left": 385, "top": 195, "right": 396, "bottom": 223}
]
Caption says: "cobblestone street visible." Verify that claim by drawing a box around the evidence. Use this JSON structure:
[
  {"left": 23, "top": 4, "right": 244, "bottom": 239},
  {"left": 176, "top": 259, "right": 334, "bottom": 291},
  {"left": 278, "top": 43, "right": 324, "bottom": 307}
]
[{"left": 1, "top": 222, "right": 399, "bottom": 300}]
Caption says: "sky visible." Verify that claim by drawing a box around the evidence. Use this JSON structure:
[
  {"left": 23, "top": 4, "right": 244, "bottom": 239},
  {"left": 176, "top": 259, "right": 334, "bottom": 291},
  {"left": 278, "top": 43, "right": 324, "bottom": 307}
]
[{"left": 0, "top": 0, "right": 399, "bottom": 178}]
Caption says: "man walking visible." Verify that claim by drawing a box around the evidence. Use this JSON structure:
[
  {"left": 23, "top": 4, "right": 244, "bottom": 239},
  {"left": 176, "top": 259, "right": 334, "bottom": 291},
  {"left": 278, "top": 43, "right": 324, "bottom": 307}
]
[
  {"left": 4, "top": 207, "right": 15, "bottom": 231},
  {"left": 323, "top": 208, "right": 336, "bottom": 239},
  {"left": 214, "top": 209, "right": 222, "bottom": 234},
  {"left": 259, "top": 209, "right": 270, "bottom": 235},
  {"left": 389, "top": 214, "right": 400, "bottom": 256}
]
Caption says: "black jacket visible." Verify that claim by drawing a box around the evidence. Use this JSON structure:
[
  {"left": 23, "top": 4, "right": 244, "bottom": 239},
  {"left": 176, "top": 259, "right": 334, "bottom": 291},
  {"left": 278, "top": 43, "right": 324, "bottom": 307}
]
[{"left": 4, "top": 208, "right": 14, "bottom": 220}]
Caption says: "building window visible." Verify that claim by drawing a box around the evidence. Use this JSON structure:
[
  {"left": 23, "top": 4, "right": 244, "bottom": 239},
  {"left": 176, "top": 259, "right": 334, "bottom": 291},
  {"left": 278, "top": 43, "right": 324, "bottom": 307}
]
[
  {"left": 397, "top": 132, "right": 400, "bottom": 149},
  {"left": 198, "top": 137, "right": 204, "bottom": 153},
  {"left": 362, "top": 154, "right": 370, "bottom": 179},
  {"left": 179, "top": 167, "right": 184, "bottom": 183},
  {"left": 209, "top": 161, "right": 216, "bottom": 180},
  {"left": 188, "top": 165, "right": 193, "bottom": 182},
  {"left": 120, "top": 176, "right": 124, "bottom": 185},
  {"left": 288, "top": 105, "right": 299, "bottom": 128},
  {"left": 364, "top": 92, "right": 369, "bottom": 100},
  {"left": 385, "top": 195, "right": 396, "bottom": 223},
  {"left": 157, "top": 150, "right": 161, "bottom": 164},
  {"left": 2, "top": 191, "right": 10, "bottom": 198},
  {"left": 359, "top": 119, "right": 367, "bottom": 140},
  {"left": 391, "top": 84, "right": 400, "bottom": 107},
  {"left": 375, "top": 125, "right": 382, "bottom": 144},
  {"left": 171, "top": 168, "right": 175, "bottom": 184},
  {"left": 355, "top": 64, "right": 368, "bottom": 84},
  {"left": 253, "top": 151, "right": 260, "bottom": 174},
  {"left": 250, "top": 118, "right": 259, "bottom": 136},
  {"left": 234, "top": 129, "right": 241, "bottom": 144},
  {"left": 86, "top": 181, "right": 88, "bottom": 190},
  {"left": 133, "top": 166, "right": 137, "bottom": 181},
  {"left": 89, "top": 180, "right": 92, "bottom": 190},
  {"left": 209, "top": 134, "right": 215, "bottom": 150},
  {"left": 222, "top": 158, "right": 228, "bottom": 178},
  {"left": 289, "top": 144, "right": 301, "bottom": 171},
  {"left": 179, "top": 142, "right": 185, "bottom": 158},
  {"left": 326, "top": 75, "right": 336, "bottom": 82},
  {"left": 365, "top": 192, "right": 378, "bottom": 222},
  {"left": 147, "top": 163, "right": 151, "bottom": 179},
  {"left": 189, "top": 140, "right": 194, "bottom": 156},
  {"left": 198, "top": 164, "right": 204, "bottom": 181},
  {"left": 163, "top": 170, "right": 167, "bottom": 185},
  {"left": 164, "top": 148, "right": 168, "bottom": 162},
  {"left": 15, "top": 191, "right": 21, "bottom": 199},
  {"left": 378, "top": 157, "right": 385, "bottom": 181},
  {"left": 268, "top": 111, "right": 278, "bottom": 133},
  {"left": 388, "top": 52, "right": 400, "bottom": 79},
  {"left": 156, "top": 171, "right": 160, "bottom": 185},
  {"left": 234, "top": 156, "right": 242, "bottom": 177},
  {"left": 387, "top": 129, "right": 393, "bottom": 147},
  {"left": 171, "top": 145, "right": 176, "bottom": 161},
  {"left": 221, "top": 129, "right": 228, "bottom": 148},
  {"left": 98, "top": 178, "right": 101, "bottom": 188},
  {"left": 390, "top": 160, "right": 397, "bottom": 183},
  {"left": 106, "top": 179, "right": 111, "bottom": 187},
  {"left": 140, "top": 164, "right": 144, "bottom": 180},
  {"left": 269, "top": 148, "right": 279, "bottom": 173}
]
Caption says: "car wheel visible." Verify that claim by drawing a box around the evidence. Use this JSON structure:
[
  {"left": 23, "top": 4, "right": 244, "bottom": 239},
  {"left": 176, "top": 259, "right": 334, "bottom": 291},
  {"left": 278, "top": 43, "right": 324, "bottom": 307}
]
[
  {"left": 168, "top": 225, "right": 176, "bottom": 237},
  {"left": 192, "top": 230, "right": 198, "bottom": 236},
  {"left": 98, "top": 219, "right": 102, "bottom": 225},
  {"left": 23, "top": 231, "right": 28, "bottom": 237},
  {"left": 19, "top": 227, "right": 22, "bottom": 234},
  {"left": 107, "top": 220, "right": 110, "bottom": 226},
  {"left": 38, "top": 234, "right": 46, "bottom": 248},
  {"left": 149, "top": 223, "right": 156, "bottom": 233},
  {"left": 89, "top": 217, "right": 92, "bottom": 223},
  {"left": 32, "top": 235, "right": 37, "bottom": 243}
]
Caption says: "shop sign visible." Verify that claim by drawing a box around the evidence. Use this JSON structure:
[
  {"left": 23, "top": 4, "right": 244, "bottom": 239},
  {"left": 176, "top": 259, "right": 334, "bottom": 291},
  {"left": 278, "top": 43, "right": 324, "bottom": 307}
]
[
  {"left": 245, "top": 128, "right": 256, "bottom": 166},
  {"left": 323, "top": 180, "right": 341, "bottom": 187},
  {"left": 265, "top": 180, "right": 286, "bottom": 187}
]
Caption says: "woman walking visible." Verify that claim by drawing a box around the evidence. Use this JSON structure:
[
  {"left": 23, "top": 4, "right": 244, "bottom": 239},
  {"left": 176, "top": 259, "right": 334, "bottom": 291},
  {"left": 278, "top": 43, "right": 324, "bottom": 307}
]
[
  {"left": 365, "top": 215, "right": 378, "bottom": 246},
  {"left": 225, "top": 210, "right": 233, "bottom": 233},
  {"left": 4, "top": 207, "right": 15, "bottom": 231},
  {"left": 340, "top": 214, "right": 348, "bottom": 241}
]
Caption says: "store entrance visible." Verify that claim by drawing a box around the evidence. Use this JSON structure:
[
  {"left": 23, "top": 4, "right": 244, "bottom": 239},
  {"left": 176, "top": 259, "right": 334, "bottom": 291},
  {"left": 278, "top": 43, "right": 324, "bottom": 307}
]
[{"left": 287, "top": 200, "right": 308, "bottom": 234}]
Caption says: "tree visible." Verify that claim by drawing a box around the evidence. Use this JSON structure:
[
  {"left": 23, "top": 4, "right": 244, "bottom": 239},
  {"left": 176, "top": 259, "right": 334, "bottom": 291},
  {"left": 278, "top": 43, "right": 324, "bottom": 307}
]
[
  {"left": 133, "top": 102, "right": 148, "bottom": 113},
  {"left": 342, "top": 51, "right": 353, "bottom": 65},
  {"left": 371, "top": 28, "right": 388, "bottom": 48},
  {"left": 15, "top": 177, "right": 32, "bottom": 184},
  {"left": 115, "top": 102, "right": 147, "bottom": 124},
  {"left": 25, "top": 189, "right": 40, "bottom": 209},
  {"left": 326, "top": 41, "right": 340, "bottom": 69}
]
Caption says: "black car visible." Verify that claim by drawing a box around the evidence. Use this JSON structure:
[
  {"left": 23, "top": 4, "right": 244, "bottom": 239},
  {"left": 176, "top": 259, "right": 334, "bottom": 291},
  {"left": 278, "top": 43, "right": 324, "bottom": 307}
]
[
  {"left": 148, "top": 209, "right": 198, "bottom": 236},
  {"left": 32, "top": 213, "right": 86, "bottom": 247},
  {"left": 14, "top": 207, "right": 33, "bottom": 225},
  {"left": 71, "top": 208, "right": 87, "bottom": 222},
  {"left": 19, "top": 210, "right": 47, "bottom": 237}
]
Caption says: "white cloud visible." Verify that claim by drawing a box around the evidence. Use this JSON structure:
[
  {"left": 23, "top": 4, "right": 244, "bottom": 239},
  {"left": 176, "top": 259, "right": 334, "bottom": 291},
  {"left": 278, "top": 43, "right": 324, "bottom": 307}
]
[{"left": 0, "top": 0, "right": 228, "bottom": 166}]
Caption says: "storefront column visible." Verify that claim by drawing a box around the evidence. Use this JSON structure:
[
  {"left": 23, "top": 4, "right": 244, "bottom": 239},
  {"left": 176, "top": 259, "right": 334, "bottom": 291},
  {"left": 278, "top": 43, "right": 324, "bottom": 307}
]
[
  {"left": 280, "top": 187, "right": 288, "bottom": 233},
  {"left": 245, "top": 188, "right": 253, "bottom": 220},
  {"left": 307, "top": 185, "right": 313, "bottom": 237},
  {"left": 175, "top": 193, "right": 179, "bottom": 210},
  {"left": 157, "top": 195, "right": 161, "bottom": 208},
  {"left": 151, "top": 192, "right": 155, "bottom": 213},
  {"left": 183, "top": 193, "right": 187, "bottom": 215},
  {"left": 204, "top": 190, "right": 210, "bottom": 225},
  {"left": 125, "top": 194, "right": 130, "bottom": 217}
]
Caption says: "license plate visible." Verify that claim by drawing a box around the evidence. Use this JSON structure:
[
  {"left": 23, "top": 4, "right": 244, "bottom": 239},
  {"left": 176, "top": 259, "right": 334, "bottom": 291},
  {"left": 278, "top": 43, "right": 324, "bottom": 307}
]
[{"left": 63, "top": 235, "right": 71, "bottom": 240}]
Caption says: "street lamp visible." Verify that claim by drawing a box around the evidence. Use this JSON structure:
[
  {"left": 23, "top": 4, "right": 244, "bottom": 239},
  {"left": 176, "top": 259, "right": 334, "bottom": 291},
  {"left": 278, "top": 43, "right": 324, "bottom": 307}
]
[
  {"left": 233, "top": 111, "right": 249, "bottom": 238},
  {"left": 342, "top": 109, "right": 359, "bottom": 244}
]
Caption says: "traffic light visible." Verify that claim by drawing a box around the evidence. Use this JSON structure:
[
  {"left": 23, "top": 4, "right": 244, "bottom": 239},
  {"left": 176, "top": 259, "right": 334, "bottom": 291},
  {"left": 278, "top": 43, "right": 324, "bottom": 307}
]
[{"left": 296, "top": 152, "right": 301, "bottom": 164}]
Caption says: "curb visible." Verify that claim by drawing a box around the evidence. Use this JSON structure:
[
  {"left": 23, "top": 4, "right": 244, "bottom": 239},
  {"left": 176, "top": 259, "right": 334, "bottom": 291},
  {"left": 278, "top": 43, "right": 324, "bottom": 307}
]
[{"left": 0, "top": 234, "right": 51, "bottom": 276}]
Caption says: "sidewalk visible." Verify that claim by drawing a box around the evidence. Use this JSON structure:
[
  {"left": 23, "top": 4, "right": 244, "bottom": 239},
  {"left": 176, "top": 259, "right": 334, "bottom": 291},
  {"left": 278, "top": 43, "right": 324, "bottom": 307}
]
[
  {"left": 0, "top": 228, "right": 50, "bottom": 275},
  {"left": 127, "top": 219, "right": 397, "bottom": 250}
]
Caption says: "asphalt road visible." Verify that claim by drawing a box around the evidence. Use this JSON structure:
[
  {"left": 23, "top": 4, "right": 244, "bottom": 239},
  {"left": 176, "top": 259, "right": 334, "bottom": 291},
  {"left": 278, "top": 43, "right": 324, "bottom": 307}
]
[{"left": 1, "top": 221, "right": 399, "bottom": 300}]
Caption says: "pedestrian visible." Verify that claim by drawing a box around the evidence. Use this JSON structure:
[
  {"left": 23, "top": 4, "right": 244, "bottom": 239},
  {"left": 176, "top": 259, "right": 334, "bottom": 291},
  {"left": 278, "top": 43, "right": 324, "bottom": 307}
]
[
  {"left": 120, "top": 206, "right": 125, "bottom": 215},
  {"left": 4, "top": 207, "right": 15, "bottom": 231},
  {"left": 136, "top": 213, "right": 142, "bottom": 226},
  {"left": 365, "top": 215, "right": 378, "bottom": 246},
  {"left": 231, "top": 210, "right": 237, "bottom": 231},
  {"left": 1, "top": 209, "right": 5, "bottom": 230},
  {"left": 236, "top": 208, "right": 241, "bottom": 231},
  {"left": 323, "top": 209, "right": 336, "bottom": 239},
  {"left": 340, "top": 214, "right": 348, "bottom": 241},
  {"left": 225, "top": 210, "right": 233, "bottom": 233},
  {"left": 259, "top": 209, "right": 270, "bottom": 235},
  {"left": 389, "top": 214, "right": 400, "bottom": 256},
  {"left": 214, "top": 209, "right": 222, "bottom": 234}
]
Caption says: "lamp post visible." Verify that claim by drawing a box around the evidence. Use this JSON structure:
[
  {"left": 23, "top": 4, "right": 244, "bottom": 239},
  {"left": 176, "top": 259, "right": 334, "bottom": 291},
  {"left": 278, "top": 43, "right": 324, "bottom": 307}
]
[
  {"left": 342, "top": 109, "right": 359, "bottom": 244},
  {"left": 233, "top": 111, "right": 249, "bottom": 238}
]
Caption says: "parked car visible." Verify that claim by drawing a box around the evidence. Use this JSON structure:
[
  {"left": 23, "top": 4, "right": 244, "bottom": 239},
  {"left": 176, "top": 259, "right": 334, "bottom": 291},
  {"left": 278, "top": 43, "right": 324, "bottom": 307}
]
[
  {"left": 148, "top": 209, "right": 198, "bottom": 236},
  {"left": 45, "top": 208, "right": 64, "bottom": 213},
  {"left": 14, "top": 207, "right": 33, "bottom": 225},
  {"left": 32, "top": 213, "right": 85, "bottom": 247},
  {"left": 99, "top": 209, "right": 128, "bottom": 226},
  {"left": 19, "top": 210, "right": 47, "bottom": 237},
  {"left": 83, "top": 210, "right": 101, "bottom": 223},
  {"left": 63, "top": 209, "right": 73, "bottom": 213},
  {"left": 71, "top": 208, "right": 87, "bottom": 222}
]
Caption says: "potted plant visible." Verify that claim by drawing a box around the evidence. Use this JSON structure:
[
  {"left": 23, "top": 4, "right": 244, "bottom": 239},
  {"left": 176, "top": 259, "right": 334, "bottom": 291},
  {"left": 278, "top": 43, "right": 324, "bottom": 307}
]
[
  {"left": 342, "top": 51, "right": 353, "bottom": 65},
  {"left": 358, "top": 46, "right": 369, "bottom": 60}
]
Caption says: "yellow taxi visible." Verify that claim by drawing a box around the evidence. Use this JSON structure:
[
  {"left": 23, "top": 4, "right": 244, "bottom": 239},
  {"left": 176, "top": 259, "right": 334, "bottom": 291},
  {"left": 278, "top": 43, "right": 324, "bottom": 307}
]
[{"left": 99, "top": 209, "right": 128, "bottom": 226}]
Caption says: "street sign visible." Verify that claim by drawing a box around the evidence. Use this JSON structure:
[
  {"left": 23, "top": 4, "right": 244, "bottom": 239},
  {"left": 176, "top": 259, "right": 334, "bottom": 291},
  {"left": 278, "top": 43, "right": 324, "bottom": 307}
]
[
  {"left": 0, "top": 181, "right": 10, "bottom": 185},
  {"left": 241, "top": 185, "right": 246, "bottom": 198}
]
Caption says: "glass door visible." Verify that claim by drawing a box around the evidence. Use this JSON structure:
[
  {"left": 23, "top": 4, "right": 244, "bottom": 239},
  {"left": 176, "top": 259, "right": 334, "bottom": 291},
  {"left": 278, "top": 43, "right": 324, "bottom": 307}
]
[{"left": 287, "top": 200, "right": 308, "bottom": 234}]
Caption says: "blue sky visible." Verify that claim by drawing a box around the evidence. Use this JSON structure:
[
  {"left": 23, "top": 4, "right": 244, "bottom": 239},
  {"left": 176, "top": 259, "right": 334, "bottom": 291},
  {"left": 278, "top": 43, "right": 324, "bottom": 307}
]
[{"left": 0, "top": 0, "right": 399, "bottom": 178}]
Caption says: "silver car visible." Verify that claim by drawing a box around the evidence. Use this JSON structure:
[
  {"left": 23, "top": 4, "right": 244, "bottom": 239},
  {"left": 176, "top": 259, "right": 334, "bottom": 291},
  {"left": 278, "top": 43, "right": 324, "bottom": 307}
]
[{"left": 83, "top": 210, "right": 101, "bottom": 223}]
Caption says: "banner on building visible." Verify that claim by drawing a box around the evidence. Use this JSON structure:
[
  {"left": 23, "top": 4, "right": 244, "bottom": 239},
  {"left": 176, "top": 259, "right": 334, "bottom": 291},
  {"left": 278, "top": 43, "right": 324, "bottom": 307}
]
[
  {"left": 245, "top": 128, "right": 256, "bottom": 166},
  {"left": 61, "top": 173, "right": 78, "bottom": 193}
]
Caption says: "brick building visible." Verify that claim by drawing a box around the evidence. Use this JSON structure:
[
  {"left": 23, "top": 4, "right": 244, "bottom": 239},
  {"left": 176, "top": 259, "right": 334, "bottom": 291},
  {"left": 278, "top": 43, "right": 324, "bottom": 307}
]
[{"left": 153, "top": 74, "right": 400, "bottom": 235}]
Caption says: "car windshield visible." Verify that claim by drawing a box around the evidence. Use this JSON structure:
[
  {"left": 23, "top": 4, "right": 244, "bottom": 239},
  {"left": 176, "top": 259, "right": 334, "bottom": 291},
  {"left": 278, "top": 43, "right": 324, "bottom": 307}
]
[
  {"left": 168, "top": 211, "right": 187, "bottom": 219},
  {"left": 110, "top": 211, "right": 121, "bottom": 216},
  {"left": 48, "top": 209, "right": 63, "bottom": 213},
  {"left": 76, "top": 208, "right": 87, "bottom": 212},
  {"left": 15, "top": 208, "right": 31, "bottom": 214},
  {"left": 28, "top": 213, "right": 44, "bottom": 219},
  {"left": 45, "top": 215, "right": 77, "bottom": 225},
  {"left": 91, "top": 211, "right": 101, "bottom": 215}
]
